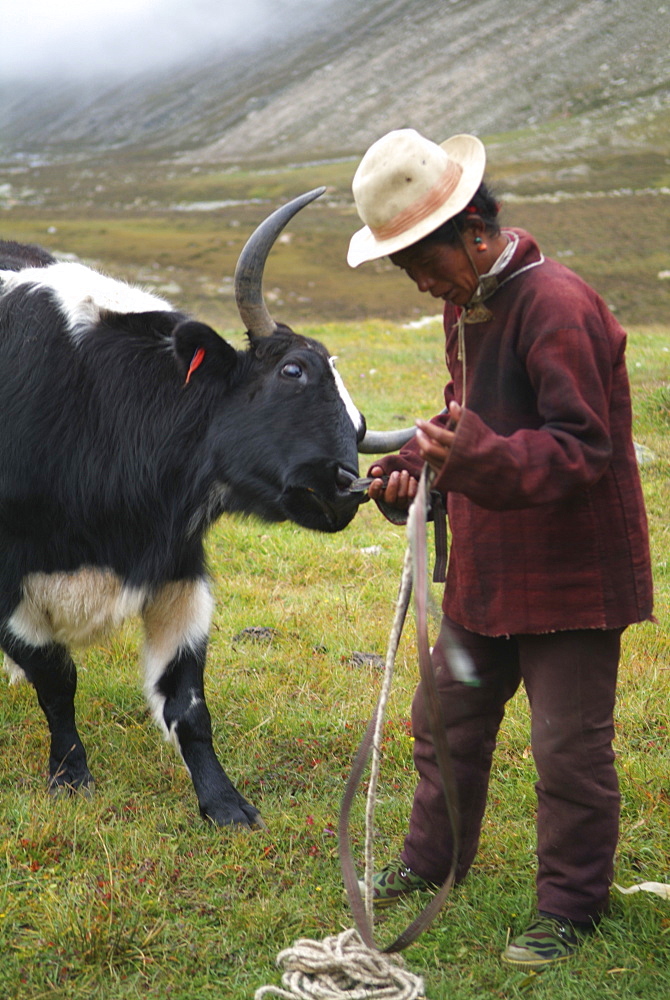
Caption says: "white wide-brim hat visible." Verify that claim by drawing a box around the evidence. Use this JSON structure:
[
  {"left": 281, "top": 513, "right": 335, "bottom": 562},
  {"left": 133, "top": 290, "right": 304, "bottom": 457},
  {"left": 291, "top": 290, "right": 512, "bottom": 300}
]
[{"left": 347, "top": 129, "right": 486, "bottom": 267}]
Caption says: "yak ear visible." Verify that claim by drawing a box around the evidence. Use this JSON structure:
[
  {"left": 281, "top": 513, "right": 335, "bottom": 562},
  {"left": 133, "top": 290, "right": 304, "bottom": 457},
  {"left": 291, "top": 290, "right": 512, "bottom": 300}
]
[{"left": 172, "top": 320, "right": 238, "bottom": 384}]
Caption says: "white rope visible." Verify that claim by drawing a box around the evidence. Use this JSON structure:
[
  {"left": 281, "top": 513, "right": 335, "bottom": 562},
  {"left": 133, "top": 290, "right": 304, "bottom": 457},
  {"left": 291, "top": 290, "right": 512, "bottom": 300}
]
[{"left": 254, "top": 928, "right": 425, "bottom": 999}]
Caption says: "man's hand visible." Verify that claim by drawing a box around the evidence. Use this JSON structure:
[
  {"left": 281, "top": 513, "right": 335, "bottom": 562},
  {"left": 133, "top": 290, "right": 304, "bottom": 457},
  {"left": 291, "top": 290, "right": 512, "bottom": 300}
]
[
  {"left": 368, "top": 467, "right": 417, "bottom": 510},
  {"left": 416, "top": 401, "right": 462, "bottom": 474},
  {"left": 368, "top": 402, "right": 462, "bottom": 506}
]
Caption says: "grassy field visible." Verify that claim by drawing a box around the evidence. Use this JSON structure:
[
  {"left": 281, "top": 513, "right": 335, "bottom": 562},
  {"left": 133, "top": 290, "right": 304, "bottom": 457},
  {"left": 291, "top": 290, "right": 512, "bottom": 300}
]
[
  {"left": 1, "top": 137, "right": 669, "bottom": 996},
  {"left": 3, "top": 147, "right": 670, "bottom": 330},
  {"left": 0, "top": 306, "right": 668, "bottom": 999}
]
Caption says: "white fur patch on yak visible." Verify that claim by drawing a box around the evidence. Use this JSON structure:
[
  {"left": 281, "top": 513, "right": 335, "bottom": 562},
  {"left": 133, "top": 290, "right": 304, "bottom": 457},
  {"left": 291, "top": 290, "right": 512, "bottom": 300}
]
[
  {"left": 0, "top": 261, "right": 173, "bottom": 334},
  {"left": 6, "top": 571, "right": 213, "bottom": 754},
  {"left": 142, "top": 578, "right": 213, "bottom": 745},
  {"left": 3, "top": 655, "right": 27, "bottom": 685},
  {"left": 330, "top": 357, "right": 365, "bottom": 437},
  {"left": 8, "top": 569, "right": 148, "bottom": 649}
]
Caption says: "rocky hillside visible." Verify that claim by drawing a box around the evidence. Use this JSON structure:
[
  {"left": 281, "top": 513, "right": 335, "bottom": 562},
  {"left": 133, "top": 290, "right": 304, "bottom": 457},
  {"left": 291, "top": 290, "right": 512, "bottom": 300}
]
[{"left": 1, "top": 0, "right": 668, "bottom": 165}]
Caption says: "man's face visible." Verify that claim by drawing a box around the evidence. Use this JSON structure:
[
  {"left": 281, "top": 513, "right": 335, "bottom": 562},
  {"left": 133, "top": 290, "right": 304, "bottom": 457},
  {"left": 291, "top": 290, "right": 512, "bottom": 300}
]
[{"left": 390, "top": 239, "right": 479, "bottom": 307}]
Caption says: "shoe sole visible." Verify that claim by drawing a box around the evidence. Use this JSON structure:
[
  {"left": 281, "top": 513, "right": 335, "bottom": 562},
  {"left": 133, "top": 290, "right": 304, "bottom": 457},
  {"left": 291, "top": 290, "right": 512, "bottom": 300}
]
[{"left": 501, "top": 951, "right": 573, "bottom": 970}]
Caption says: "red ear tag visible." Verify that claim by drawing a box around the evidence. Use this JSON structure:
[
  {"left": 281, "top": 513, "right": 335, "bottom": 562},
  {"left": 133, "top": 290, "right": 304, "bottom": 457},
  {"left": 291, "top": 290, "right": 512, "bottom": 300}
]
[{"left": 184, "top": 347, "right": 206, "bottom": 386}]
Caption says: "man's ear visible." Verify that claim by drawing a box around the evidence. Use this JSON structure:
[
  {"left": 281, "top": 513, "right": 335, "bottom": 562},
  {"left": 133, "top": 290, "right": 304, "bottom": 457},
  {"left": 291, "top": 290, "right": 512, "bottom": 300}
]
[
  {"left": 172, "top": 320, "right": 238, "bottom": 384},
  {"left": 465, "top": 217, "right": 487, "bottom": 239}
]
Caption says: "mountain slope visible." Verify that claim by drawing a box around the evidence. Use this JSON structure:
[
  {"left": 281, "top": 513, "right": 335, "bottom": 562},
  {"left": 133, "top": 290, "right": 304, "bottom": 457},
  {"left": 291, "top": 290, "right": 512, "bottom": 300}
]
[{"left": 1, "top": 0, "right": 668, "bottom": 164}]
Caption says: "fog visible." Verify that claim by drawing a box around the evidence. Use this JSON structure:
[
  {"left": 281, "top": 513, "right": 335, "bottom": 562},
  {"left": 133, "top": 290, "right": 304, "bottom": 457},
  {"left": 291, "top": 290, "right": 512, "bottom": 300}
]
[{"left": 0, "top": 0, "right": 338, "bottom": 81}]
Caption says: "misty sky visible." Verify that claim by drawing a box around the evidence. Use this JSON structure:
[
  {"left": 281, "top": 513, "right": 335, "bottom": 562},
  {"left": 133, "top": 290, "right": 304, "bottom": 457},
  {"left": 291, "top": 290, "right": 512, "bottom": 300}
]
[{"left": 1, "top": 0, "right": 336, "bottom": 80}]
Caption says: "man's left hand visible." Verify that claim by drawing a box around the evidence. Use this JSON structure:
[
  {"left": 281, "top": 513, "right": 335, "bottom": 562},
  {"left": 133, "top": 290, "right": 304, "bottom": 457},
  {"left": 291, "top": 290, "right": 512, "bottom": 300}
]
[{"left": 415, "top": 401, "right": 462, "bottom": 474}]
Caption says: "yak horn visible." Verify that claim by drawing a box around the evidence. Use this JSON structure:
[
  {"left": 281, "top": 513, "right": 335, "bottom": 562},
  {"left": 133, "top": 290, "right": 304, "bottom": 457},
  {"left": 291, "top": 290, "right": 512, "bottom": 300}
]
[
  {"left": 358, "top": 407, "right": 448, "bottom": 453},
  {"left": 234, "top": 186, "right": 326, "bottom": 339},
  {"left": 357, "top": 426, "right": 417, "bottom": 454}
]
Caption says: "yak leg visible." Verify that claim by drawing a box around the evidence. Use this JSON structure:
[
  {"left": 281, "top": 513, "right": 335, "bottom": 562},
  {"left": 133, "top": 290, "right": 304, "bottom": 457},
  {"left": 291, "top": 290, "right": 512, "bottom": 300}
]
[
  {"left": 0, "top": 628, "right": 93, "bottom": 793},
  {"left": 142, "top": 578, "right": 263, "bottom": 828}
]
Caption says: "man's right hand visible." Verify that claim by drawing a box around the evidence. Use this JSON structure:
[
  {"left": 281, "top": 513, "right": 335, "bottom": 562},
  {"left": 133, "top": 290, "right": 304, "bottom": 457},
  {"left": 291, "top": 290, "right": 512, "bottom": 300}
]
[{"left": 368, "top": 467, "right": 419, "bottom": 510}]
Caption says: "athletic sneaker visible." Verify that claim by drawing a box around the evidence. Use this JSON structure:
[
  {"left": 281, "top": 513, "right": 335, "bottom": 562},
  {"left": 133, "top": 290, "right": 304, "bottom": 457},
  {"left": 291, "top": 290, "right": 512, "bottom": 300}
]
[
  {"left": 357, "top": 860, "right": 436, "bottom": 908},
  {"left": 501, "top": 914, "right": 579, "bottom": 969}
]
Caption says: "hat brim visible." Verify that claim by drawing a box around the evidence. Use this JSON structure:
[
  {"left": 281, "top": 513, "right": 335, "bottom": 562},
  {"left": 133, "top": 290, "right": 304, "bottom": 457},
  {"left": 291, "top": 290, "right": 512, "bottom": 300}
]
[{"left": 347, "top": 133, "right": 486, "bottom": 267}]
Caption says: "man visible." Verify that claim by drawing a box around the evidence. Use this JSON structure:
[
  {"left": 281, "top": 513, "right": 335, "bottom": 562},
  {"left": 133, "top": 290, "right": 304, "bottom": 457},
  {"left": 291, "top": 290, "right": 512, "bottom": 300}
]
[{"left": 347, "top": 128, "right": 654, "bottom": 969}]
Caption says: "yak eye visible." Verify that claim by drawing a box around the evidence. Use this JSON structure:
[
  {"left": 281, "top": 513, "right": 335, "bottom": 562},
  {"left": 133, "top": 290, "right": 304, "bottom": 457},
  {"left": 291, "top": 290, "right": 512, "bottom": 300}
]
[{"left": 281, "top": 362, "right": 303, "bottom": 379}]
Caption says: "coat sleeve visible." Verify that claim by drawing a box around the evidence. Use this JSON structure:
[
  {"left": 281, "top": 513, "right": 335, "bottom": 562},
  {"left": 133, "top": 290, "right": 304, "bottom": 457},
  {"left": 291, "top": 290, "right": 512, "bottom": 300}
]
[{"left": 432, "top": 324, "right": 617, "bottom": 510}]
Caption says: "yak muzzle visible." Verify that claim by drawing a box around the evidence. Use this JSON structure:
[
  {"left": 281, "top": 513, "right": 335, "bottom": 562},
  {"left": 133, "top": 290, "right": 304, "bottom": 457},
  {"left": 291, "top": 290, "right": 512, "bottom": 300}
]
[{"left": 280, "top": 464, "right": 364, "bottom": 533}]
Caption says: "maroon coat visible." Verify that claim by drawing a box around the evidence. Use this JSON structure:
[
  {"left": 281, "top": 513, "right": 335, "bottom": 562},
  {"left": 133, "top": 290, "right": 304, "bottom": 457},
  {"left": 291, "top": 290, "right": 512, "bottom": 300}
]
[{"left": 375, "top": 229, "right": 653, "bottom": 636}]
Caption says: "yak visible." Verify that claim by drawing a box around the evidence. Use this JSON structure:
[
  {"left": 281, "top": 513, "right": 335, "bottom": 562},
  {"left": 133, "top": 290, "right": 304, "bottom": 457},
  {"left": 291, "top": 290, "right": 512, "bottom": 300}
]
[{"left": 0, "top": 188, "right": 411, "bottom": 828}]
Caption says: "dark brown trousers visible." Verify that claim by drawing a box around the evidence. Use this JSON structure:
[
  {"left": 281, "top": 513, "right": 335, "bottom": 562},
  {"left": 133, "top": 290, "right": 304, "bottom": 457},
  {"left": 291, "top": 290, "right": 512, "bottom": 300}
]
[{"left": 401, "top": 617, "right": 623, "bottom": 923}]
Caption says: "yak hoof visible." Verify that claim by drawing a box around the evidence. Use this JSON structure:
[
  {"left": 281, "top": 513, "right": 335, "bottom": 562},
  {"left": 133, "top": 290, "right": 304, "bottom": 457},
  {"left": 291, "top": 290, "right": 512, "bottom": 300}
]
[
  {"left": 202, "top": 800, "right": 266, "bottom": 830},
  {"left": 247, "top": 811, "right": 268, "bottom": 831},
  {"left": 49, "top": 778, "right": 96, "bottom": 800},
  {"left": 229, "top": 812, "right": 267, "bottom": 832}
]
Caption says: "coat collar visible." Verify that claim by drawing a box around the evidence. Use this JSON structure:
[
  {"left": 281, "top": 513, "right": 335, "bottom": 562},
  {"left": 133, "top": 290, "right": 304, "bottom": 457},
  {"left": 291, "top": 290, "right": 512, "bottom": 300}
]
[{"left": 464, "top": 228, "right": 545, "bottom": 319}]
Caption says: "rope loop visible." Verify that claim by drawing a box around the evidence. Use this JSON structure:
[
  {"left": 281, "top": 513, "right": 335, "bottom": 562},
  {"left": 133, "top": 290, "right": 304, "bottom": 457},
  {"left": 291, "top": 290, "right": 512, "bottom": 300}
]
[{"left": 256, "top": 463, "right": 466, "bottom": 998}]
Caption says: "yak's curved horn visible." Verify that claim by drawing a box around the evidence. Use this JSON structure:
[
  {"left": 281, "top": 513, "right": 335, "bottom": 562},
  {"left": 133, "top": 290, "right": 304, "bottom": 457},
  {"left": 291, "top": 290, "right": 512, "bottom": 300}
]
[
  {"left": 358, "top": 407, "right": 448, "bottom": 454},
  {"left": 357, "top": 426, "right": 417, "bottom": 454},
  {"left": 234, "top": 186, "right": 326, "bottom": 340}
]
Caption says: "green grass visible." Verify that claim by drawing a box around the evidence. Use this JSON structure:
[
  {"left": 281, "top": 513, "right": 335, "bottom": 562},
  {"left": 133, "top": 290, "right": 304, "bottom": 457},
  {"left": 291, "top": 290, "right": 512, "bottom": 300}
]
[{"left": 0, "top": 317, "right": 668, "bottom": 999}]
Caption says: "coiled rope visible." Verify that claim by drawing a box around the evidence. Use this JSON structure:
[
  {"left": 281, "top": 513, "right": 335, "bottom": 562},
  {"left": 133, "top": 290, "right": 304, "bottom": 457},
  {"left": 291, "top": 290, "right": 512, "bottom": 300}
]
[
  {"left": 255, "top": 466, "right": 464, "bottom": 999},
  {"left": 254, "top": 928, "right": 424, "bottom": 999}
]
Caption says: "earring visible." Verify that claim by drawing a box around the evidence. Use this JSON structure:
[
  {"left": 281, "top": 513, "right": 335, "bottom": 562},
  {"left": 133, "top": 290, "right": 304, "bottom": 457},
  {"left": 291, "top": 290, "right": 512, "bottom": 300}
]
[{"left": 474, "top": 237, "right": 487, "bottom": 252}]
